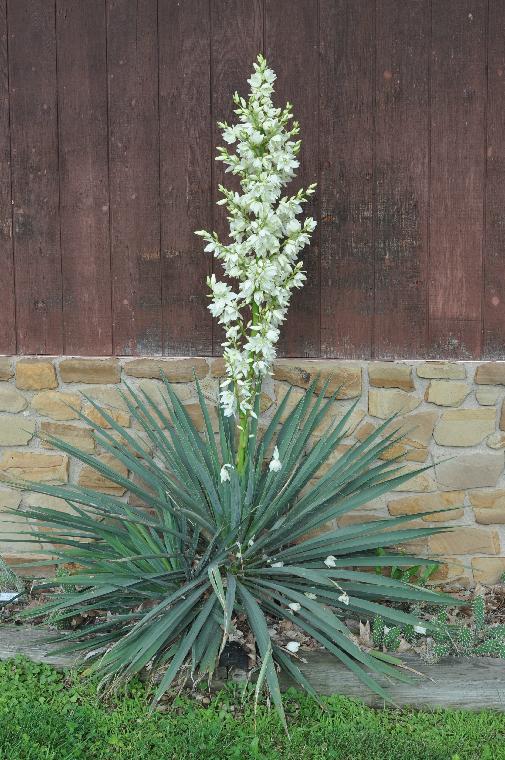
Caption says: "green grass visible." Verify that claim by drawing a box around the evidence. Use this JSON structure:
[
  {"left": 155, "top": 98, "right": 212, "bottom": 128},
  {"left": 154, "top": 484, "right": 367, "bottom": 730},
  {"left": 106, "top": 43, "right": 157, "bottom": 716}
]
[{"left": 0, "top": 658, "right": 504, "bottom": 760}]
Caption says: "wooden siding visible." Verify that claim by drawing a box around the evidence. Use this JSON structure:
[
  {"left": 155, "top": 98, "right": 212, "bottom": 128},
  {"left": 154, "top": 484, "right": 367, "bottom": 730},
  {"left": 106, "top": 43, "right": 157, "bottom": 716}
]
[{"left": 0, "top": 0, "right": 500, "bottom": 359}]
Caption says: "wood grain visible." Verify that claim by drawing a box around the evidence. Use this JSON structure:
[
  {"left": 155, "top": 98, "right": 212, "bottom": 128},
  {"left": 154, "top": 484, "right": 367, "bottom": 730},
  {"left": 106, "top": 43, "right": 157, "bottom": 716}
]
[
  {"left": 8, "top": 0, "right": 62, "bottom": 354},
  {"left": 429, "top": 0, "right": 487, "bottom": 359},
  {"left": 2, "top": 625, "right": 504, "bottom": 710},
  {"left": 374, "top": 0, "right": 429, "bottom": 359},
  {"left": 0, "top": 0, "right": 14, "bottom": 353},
  {"left": 483, "top": 0, "right": 505, "bottom": 358},
  {"left": 319, "top": 0, "right": 374, "bottom": 359},
  {"left": 159, "top": 0, "right": 212, "bottom": 356},
  {"left": 107, "top": 0, "right": 161, "bottom": 356},
  {"left": 265, "top": 0, "right": 320, "bottom": 358},
  {"left": 57, "top": 0, "right": 112, "bottom": 355}
]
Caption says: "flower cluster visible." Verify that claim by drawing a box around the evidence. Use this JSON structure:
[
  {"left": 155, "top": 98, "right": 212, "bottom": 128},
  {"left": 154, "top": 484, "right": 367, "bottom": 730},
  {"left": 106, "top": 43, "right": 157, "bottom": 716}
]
[{"left": 196, "top": 54, "right": 316, "bottom": 420}]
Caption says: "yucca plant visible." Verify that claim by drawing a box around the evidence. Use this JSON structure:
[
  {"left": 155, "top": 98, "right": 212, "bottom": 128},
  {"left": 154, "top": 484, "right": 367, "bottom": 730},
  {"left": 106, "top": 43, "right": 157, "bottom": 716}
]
[
  {"left": 10, "top": 378, "right": 454, "bottom": 727},
  {"left": 5, "top": 54, "right": 457, "bottom": 728}
]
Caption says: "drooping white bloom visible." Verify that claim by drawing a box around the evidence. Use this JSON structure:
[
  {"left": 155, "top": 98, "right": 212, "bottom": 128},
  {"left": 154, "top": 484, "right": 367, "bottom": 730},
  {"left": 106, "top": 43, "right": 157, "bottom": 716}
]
[
  {"left": 324, "top": 555, "right": 337, "bottom": 568},
  {"left": 288, "top": 602, "right": 301, "bottom": 613},
  {"left": 414, "top": 625, "right": 426, "bottom": 635},
  {"left": 195, "top": 54, "right": 316, "bottom": 419},
  {"left": 304, "top": 592, "right": 317, "bottom": 600},
  {"left": 220, "top": 464, "right": 233, "bottom": 483},
  {"left": 269, "top": 445, "right": 282, "bottom": 472},
  {"left": 338, "top": 592, "right": 350, "bottom": 606},
  {"left": 286, "top": 641, "right": 300, "bottom": 653},
  {"left": 271, "top": 561, "right": 284, "bottom": 568}
]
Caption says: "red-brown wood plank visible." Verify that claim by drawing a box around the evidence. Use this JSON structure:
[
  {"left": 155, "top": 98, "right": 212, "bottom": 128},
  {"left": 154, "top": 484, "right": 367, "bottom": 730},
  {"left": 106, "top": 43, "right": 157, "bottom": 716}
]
[
  {"left": 429, "top": 0, "right": 487, "bottom": 359},
  {"left": 483, "top": 0, "right": 505, "bottom": 358},
  {"left": 319, "top": 0, "right": 374, "bottom": 359},
  {"left": 210, "top": 0, "right": 263, "bottom": 356},
  {"left": 0, "top": 0, "right": 14, "bottom": 354},
  {"left": 8, "top": 0, "right": 62, "bottom": 354},
  {"left": 265, "top": 0, "right": 319, "bottom": 358},
  {"left": 57, "top": 0, "right": 112, "bottom": 355},
  {"left": 107, "top": 0, "right": 161, "bottom": 356},
  {"left": 374, "top": 0, "right": 429, "bottom": 358},
  {"left": 158, "top": 0, "right": 212, "bottom": 356}
]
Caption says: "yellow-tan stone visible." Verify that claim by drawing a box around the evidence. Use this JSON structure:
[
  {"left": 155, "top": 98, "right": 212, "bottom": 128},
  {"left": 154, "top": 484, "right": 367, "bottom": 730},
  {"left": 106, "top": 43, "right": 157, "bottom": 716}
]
[
  {"left": 428, "top": 528, "right": 500, "bottom": 556},
  {"left": 368, "top": 362, "right": 414, "bottom": 391},
  {"left": 471, "top": 557, "right": 505, "bottom": 584},
  {"left": 0, "top": 451, "right": 68, "bottom": 483},
  {"left": 124, "top": 358, "right": 208, "bottom": 381},
  {"left": 416, "top": 362, "right": 466, "bottom": 380},
  {"left": 476, "top": 386, "right": 502, "bottom": 405},
  {"left": 0, "top": 384, "right": 27, "bottom": 412},
  {"left": 77, "top": 453, "right": 128, "bottom": 495},
  {"left": 387, "top": 491, "right": 464, "bottom": 521},
  {"left": 434, "top": 408, "right": 495, "bottom": 446},
  {"left": 435, "top": 453, "right": 504, "bottom": 489},
  {"left": 59, "top": 358, "right": 120, "bottom": 384},
  {"left": 425, "top": 380, "right": 470, "bottom": 407},
  {"left": 40, "top": 421, "right": 95, "bottom": 453},
  {"left": 31, "top": 391, "right": 81, "bottom": 421},
  {"left": 368, "top": 388, "right": 421, "bottom": 419},
  {"left": 0, "top": 358, "right": 13, "bottom": 381},
  {"left": 0, "top": 415, "right": 36, "bottom": 446},
  {"left": 475, "top": 362, "right": 505, "bottom": 386},
  {"left": 273, "top": 360, "right": 361, "bottom": 399},
  {"left": 15, "top": 360, "right": 57, "bottom": 390}
]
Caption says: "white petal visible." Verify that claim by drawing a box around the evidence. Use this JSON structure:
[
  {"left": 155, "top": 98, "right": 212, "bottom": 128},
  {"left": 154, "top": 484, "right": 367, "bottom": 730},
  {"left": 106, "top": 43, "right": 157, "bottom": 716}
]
[
  {"left": 286, "top": 641, "right": 300, "bottom": 653},
  {"left": 288, "top": 602, "right": 301, "bottom": 612},
  {"left": 324, "top": 555, "right": 337, "bottom": 568}
]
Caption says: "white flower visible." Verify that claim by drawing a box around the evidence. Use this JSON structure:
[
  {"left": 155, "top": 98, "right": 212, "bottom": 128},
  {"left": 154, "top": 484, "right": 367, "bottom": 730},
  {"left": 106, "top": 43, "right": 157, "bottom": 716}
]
[
  {"left": 304, "top": 592, "right": 317, "bottom": 600},
  {"left": 220, "top": 464, "right": 233, "bottom": 483},
  {"left": 286, "top": 641, "right": 300, "bottom": 653},
  {"left": 271, "top": 561, "right": 284, "bottom": 568},
  {"left": 288, "top": 602, "right": 301, "bottom": 612},
  {"left": 324, "top": 555, "right": 337, "bottom": 568},
  {"left": 269, "top": 446, "right": 282, "bottom": 472},
  {"left": 338, "top": 592, "right": 350, "bottom": 606},
  {"left": 414, "top": 625, "right": 426, "bottom": 635}
]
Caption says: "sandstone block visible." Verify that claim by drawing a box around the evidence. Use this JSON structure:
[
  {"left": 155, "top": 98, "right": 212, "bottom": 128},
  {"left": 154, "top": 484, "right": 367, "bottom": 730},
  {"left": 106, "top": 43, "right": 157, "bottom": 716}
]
[
  {"left": 0, "top": 415, "right": 36, "bottom": 446},
  {"left": 428, "top": 558, "right": 469, "bottom": 585},
  {"left": 471, "top": 557, "right": 505, "bottom": 584},
  {"left": 0, "top": 451, "right": 68, "bottom": 483},
  {"left": 425, "top": 380, "right": 470, "bottom": 407},
  {"left": 24, "top": 492, "right": 71, "bottom": 511},
  {"left": 468, "top": 489, "right": 505, "bottom": 509},
  {"left": 82, "top": 402, "right": 130, "bottom": 428},
  {"left": 0, "top": 486, "right": 21, "bottom": 510},
  {"left": 435, "top": 452, "right": 503, "bottom": 489},
  {"left": 388, "top": 410, "right": 438, "bottom": 447},
  {"left": 77, "top": 453, "right": 128, "bottom": 495},
  {"left": 273, "top": 360, "right": 361, "bottom": 399},
  {"left": 368, "top": 388, "right": 421, "bottom": 419},
  {"left": 368, "top": 362, "right": 414, "bottom": 391},
  {"left": 393, "top": 463, "right": 436, "bottom": 492},
  {"left": 209, "top": 358, "right": 226, "bottom": 378},
  {"left": 498, "top": 400, "right": 505, "bottom": 432},
  {"left": 473, "top": 505, "right": 505, "bottom": 524},
  {"left": 59, "top": 358, "right": 120, "bottom": 384},
  {"left": 124, "top": 358, "right": 208, "bottom": 381},
  {"left": 137, "top": 378, "right": 195, "bottom": 408},
  {"left": 475, "top": 362, "right": 505, "bottom": 385},
  {"left": 476, "top": 386, "right": 502, "bottom": 405},
  {"left": 0, "top": 384, "right": 27, "bottom": 412},
  {"left": 31, "top": 391, "right": 81, "bottom": 420},
  {"left": 416, "top": 362, "right": 466, "bottom": 380},
  {"left": 15, "top": 360, "right": 57, "bottom": 390},
  {"left": 428, "top": 527, "right": 500, "bottom": 556},
  {"left": 183, "top": 402, "right": 219, "bottom": 433},
  {"left": 434, "top": 408, "right": 495, "bottom": 446},
  {"left": 40, "top": 421, "right": 95, "bottom": 453},
  {"left": 0, "top": 358, "right": 13, "bottom": 381},
  {"left": 387, "top": 491, "right": 465, "bottom": 521},
  {"left": 487, "top": 432, "right": 505, "bottom": 449}
]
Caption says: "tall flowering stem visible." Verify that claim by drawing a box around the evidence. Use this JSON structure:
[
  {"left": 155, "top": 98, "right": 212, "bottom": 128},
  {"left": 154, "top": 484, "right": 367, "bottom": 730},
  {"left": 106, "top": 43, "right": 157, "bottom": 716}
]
[{"left": 196, "top": 54, "right": 316, "bottom": 473}]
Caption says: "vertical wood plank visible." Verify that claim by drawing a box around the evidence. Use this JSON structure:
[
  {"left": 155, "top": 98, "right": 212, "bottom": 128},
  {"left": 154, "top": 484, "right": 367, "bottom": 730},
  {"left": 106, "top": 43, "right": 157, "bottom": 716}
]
[
  {"left": 374, "top": 0, "right": 429, "bottom": 358},
  {"left": 265, "top": 0, "right": 319, "bottom": 357},
  {"left": 429, "top": 0, "right": 486, "bottom": 358},
  {"left": 0, "top": 0, "right": 14, "bottom": 354},
  {"left": 57, "top": 0, "right": 112, "bottom": 355},
  {"left": 483, "top": 0, "right": 505, "bottom": 358},
  {"left": 159, "top": 0, "right": 212, "bottom": 356},
  {"left": 107, "top": 0, "right": 161, "bottom": 356},
  {"left": 8, "top": 0, "right": 62, "bottom": 354},
  {"left": 210, "top": 0, "right": 263, "bottom": 355},
  {"left": 319, "top": 0, "right": 374, "bottom": 359}
]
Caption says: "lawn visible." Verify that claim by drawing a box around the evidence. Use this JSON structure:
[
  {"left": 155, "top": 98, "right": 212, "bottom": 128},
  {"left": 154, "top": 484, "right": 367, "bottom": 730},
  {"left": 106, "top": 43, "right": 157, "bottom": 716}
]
[{"left": 1, "top": 658, "right": 504, "bottom": 760}]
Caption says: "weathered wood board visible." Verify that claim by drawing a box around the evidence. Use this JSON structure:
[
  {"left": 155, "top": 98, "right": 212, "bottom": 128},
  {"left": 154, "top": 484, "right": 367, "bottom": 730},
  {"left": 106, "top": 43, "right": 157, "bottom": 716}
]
[{"left": 1, "top": 625, "right": 504, "bottom": 711}]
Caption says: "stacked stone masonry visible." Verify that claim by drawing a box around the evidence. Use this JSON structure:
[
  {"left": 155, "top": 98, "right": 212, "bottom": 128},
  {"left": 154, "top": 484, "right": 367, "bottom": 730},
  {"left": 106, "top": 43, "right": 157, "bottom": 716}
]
[{"left": 1, "top": 356, "right": 505, "bottom": 586}]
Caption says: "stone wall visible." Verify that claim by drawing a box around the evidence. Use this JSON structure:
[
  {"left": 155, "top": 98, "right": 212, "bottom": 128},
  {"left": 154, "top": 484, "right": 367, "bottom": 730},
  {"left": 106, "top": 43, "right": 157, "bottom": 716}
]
[{"left": 1, "top": 355, "right": 505, "bottom": 586}]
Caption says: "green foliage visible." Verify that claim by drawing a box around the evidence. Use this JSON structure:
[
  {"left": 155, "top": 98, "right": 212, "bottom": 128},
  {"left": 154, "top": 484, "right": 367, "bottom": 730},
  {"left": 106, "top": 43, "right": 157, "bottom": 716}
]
[
  {"left": 0, "top": 555, "right": 24, "bottom": 594},
  {"left": 374, "top": 549, "right": 438, "bottom": 585},
  {"left": 429, "top": 596, "right": 505, "bottom": 662},
  {"left": 8, "top": 378, "right": 455, "bottom": 726},
  {"left": 1, "top": 658, "right": 505, "bottom": 760}
]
